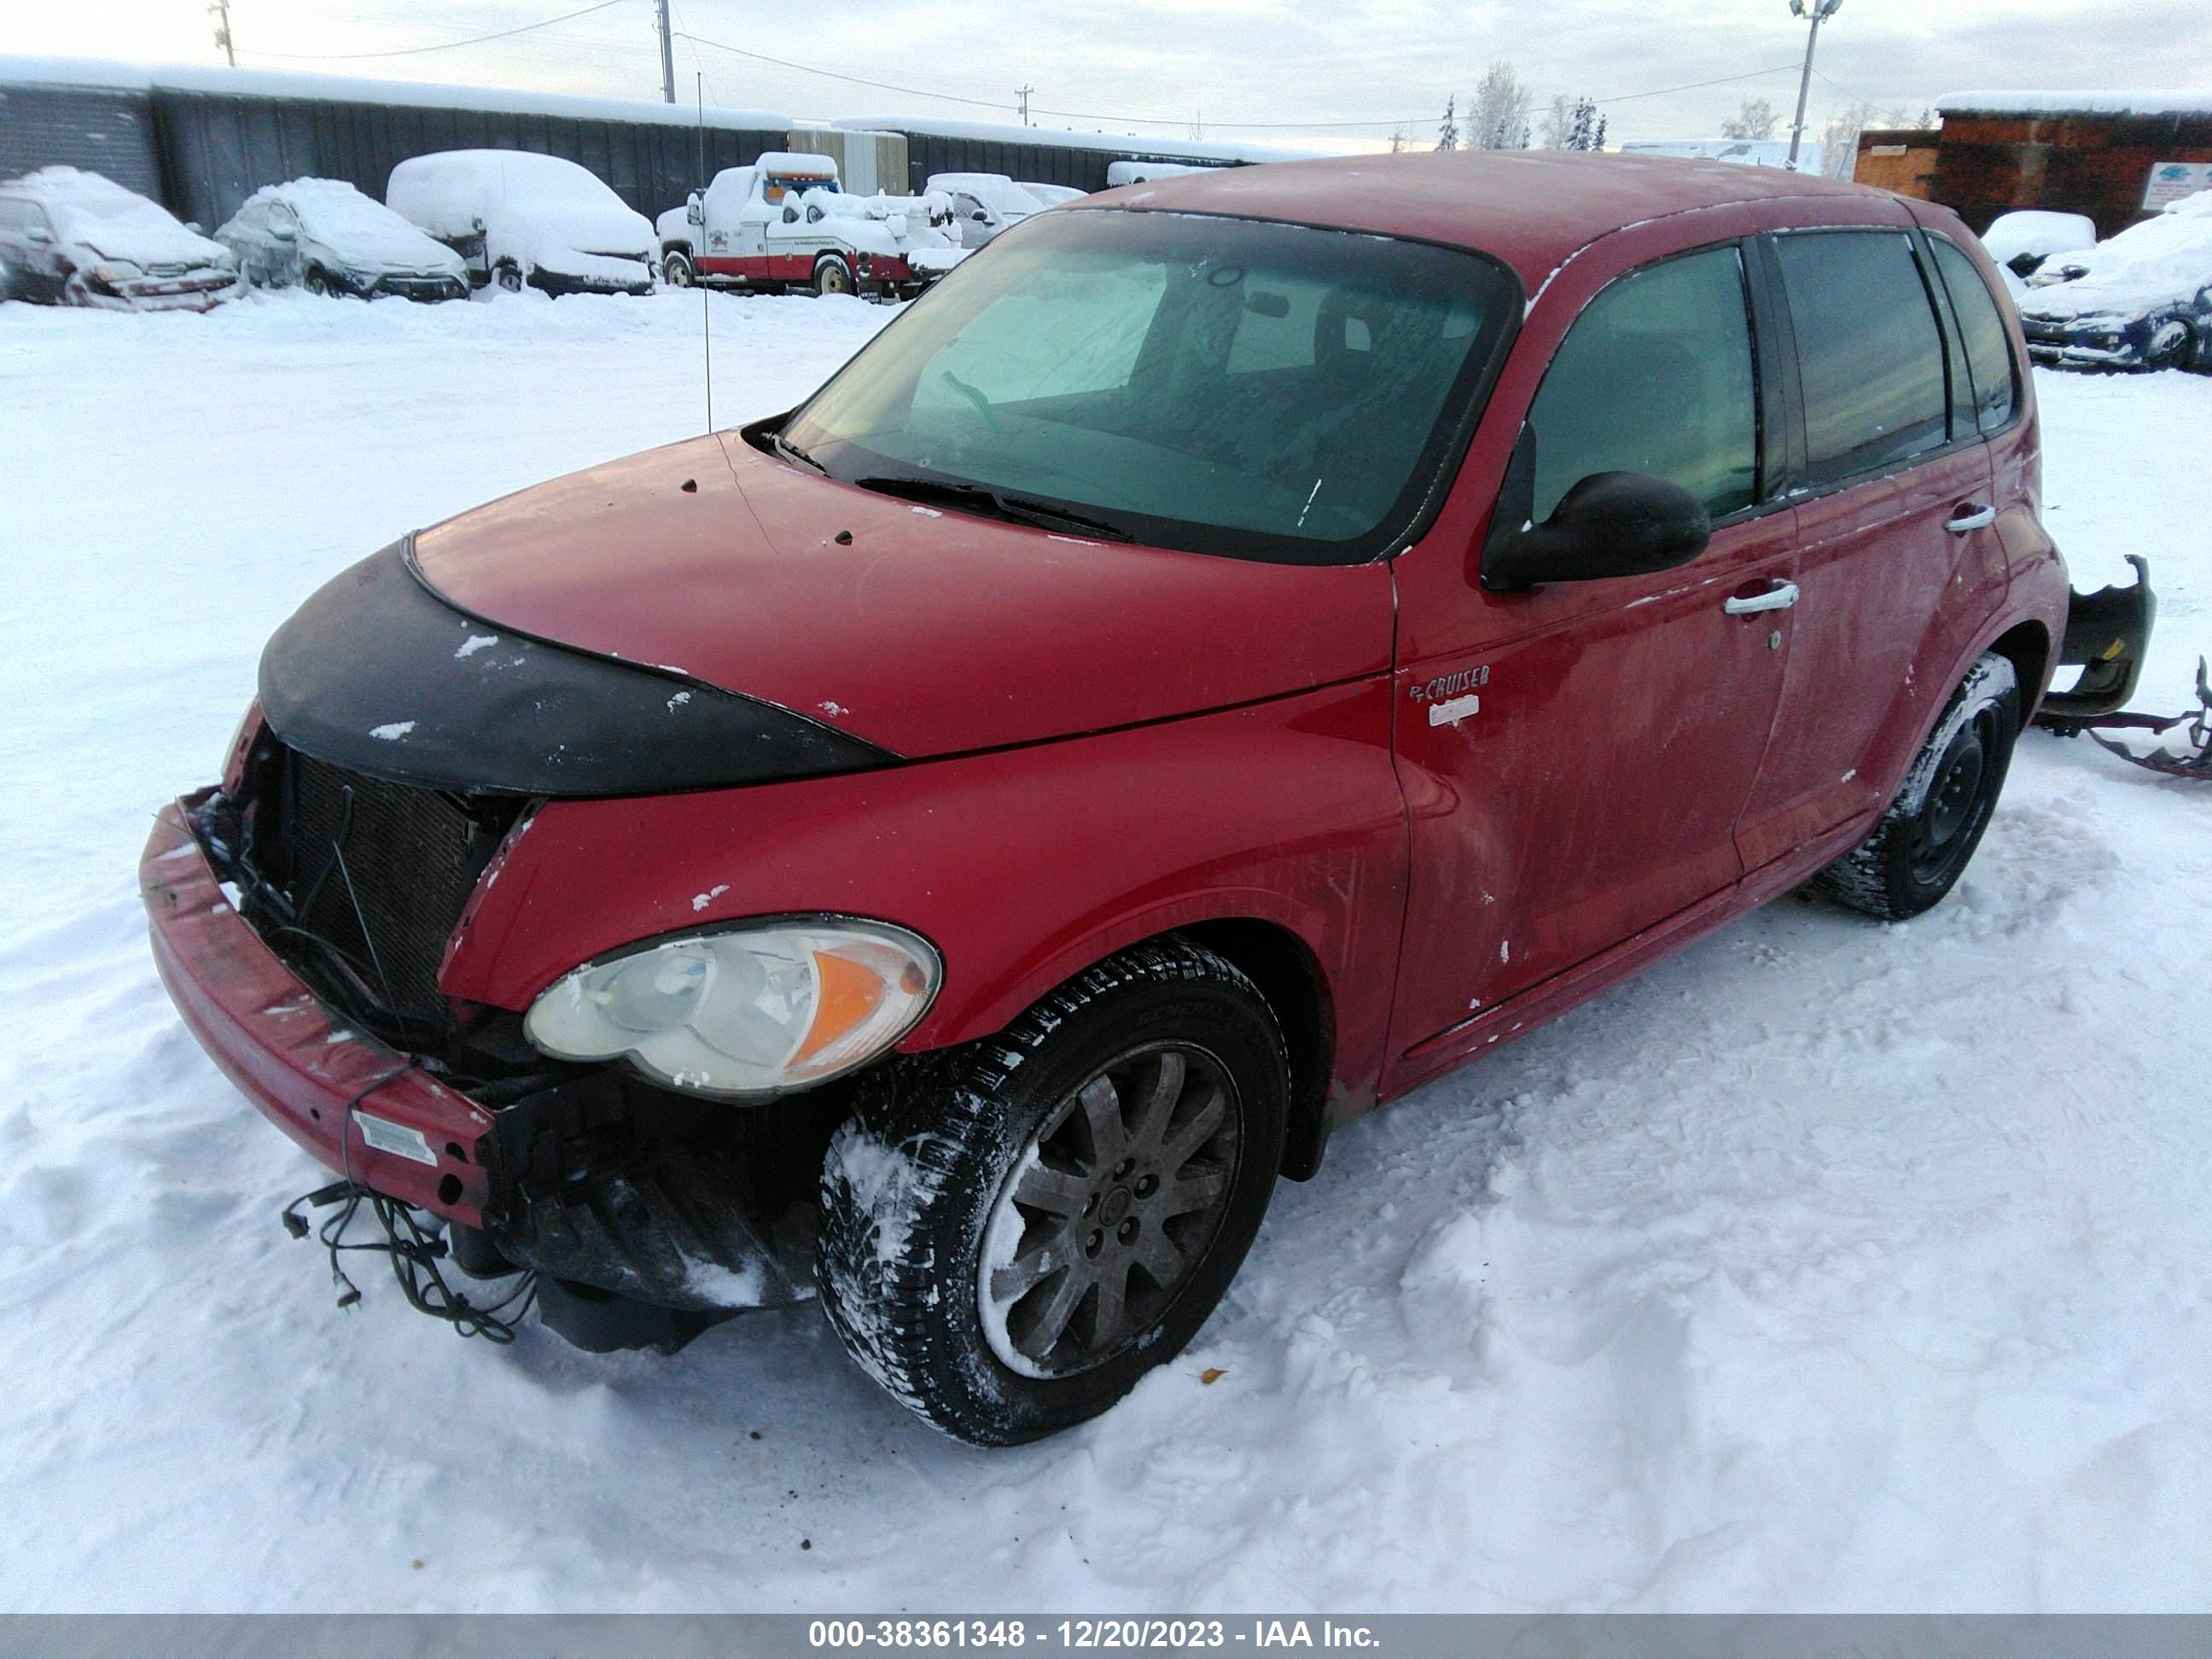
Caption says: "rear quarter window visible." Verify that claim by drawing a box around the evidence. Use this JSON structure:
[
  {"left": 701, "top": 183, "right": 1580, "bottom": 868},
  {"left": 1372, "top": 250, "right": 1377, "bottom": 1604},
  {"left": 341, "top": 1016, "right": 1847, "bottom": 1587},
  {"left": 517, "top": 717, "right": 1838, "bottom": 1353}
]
[
  {"left": 1930, "top": 236, "right": 2019, "bottom": 434},
  {"left": 1773, "top": 230, "right": 1950, "bottom": 486}
]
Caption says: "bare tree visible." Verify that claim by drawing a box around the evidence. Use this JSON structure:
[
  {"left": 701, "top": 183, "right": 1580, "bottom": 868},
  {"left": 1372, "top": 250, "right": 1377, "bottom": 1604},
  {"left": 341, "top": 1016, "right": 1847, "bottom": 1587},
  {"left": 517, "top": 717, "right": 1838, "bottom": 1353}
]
[
  {"left": 1819, "top": 99, "right": 1884, "bottom": 177},
  {"left": 1722, "top": 97, "right": 1778, "bottom": 140},
  {"left": 1539, "top": 93, "right": 1575, "bottom": 150},
  {"left": 1467, "top": 61, "right": 1534, "bottom": 151},
  {"left": 1389, "top": 125, "right": 1409, "bottom": 154}
]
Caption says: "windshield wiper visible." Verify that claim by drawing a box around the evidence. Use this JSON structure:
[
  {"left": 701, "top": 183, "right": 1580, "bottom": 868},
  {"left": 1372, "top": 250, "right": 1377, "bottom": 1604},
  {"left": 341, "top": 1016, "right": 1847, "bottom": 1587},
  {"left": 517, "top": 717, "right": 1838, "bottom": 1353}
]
[
  {"left": 853, "top": 474, "right": 1132, "bottom": 542},
  {"left": 770, "top": 428, "right": 825, "bottom": 474}
]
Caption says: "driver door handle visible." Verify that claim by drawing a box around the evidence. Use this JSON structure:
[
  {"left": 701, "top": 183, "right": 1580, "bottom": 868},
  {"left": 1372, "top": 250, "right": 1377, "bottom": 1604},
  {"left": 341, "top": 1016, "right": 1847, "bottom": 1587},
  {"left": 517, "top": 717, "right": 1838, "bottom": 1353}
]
[
  {"left": 1724, "top": 580, "right": 1800, "bottom": 615},
  {"left": 1946, "top": 504, "right": 1997, "bottom": 533}
]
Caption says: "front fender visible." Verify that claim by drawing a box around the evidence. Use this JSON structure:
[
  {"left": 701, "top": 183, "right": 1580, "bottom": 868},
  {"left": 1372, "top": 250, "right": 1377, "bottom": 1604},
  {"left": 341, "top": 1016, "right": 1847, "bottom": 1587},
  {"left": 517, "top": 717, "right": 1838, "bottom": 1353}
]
[{"left": 442, "top": 678, "right": 1408, "bottom": 1103}]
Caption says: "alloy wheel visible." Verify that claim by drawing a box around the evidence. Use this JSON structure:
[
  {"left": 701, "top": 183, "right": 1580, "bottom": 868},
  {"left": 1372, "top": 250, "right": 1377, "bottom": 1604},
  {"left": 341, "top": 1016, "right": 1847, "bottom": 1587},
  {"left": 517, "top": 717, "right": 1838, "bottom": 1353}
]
[{"left": 979, "top": 1042, "right": 1241, "bottom": 1379}]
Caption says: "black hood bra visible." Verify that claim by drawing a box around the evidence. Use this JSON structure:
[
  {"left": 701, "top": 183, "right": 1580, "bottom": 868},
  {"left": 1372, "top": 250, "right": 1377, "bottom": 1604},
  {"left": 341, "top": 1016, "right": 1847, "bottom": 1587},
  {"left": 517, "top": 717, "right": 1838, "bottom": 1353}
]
[{"left": 257, "top": 540, "right": 894, "bottom": 798}]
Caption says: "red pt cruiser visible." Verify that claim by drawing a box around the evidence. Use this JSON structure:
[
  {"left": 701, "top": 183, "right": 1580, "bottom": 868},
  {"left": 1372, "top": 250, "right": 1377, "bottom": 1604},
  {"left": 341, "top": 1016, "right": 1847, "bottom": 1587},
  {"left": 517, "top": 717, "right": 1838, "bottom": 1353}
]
[{"left": 144, "top": 153, "right": 2078, "bottom": 1444}]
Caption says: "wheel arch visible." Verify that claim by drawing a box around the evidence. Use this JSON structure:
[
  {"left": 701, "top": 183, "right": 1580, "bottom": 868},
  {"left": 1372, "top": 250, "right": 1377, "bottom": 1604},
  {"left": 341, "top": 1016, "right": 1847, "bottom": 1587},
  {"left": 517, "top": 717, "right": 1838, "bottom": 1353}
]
[
  {"left": 1161, "top": 917, "right": 1336, "bottom": 1181},
  {"left": 1985, "top": 617, "right": 2052, "bottom": 721}
]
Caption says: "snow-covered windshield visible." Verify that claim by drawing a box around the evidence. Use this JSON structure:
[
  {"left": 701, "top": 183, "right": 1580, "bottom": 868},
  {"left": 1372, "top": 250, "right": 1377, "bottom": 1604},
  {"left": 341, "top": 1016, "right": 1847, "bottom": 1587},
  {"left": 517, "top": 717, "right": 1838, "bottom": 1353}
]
[{"left": 783, "top": 210, "right": 1516, "bottom": 564}]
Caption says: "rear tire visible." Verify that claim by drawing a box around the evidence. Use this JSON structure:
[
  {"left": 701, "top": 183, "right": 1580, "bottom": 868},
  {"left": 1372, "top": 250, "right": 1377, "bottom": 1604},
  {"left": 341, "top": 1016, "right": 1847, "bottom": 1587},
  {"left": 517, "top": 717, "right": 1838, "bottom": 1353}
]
[
  {"left": 662, "top": 248, "right": 696, "bottom": 287},
  {"left": 1809, "top": 652, "right": 2020, "bottom": 921},
  {"left": 817, "top": 939, "right": 1288, "bottom": 1446},
  {"left": 303, "top": 267, "right": 335, "bottom": 297},
  {"left": 493, "top": 260, "right": 525, "bottom": 294},
  {"left": 812, "top": 255, "right": 855, "bottom": 298}
]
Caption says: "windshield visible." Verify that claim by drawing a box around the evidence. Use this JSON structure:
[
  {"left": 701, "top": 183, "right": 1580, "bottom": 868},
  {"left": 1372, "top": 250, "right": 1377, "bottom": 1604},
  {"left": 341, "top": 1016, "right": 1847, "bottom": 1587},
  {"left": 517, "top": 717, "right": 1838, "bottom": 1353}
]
[{"left": 782, "top": 209, "right": 1516, "bottom": 563}]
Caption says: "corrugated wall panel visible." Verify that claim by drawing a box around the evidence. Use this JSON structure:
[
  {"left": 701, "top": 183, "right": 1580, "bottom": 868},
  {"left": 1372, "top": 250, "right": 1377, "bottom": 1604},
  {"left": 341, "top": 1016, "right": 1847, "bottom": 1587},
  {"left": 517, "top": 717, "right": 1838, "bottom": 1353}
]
[{"left": 0, "top": 86, "right": 163, "bottom": 200}]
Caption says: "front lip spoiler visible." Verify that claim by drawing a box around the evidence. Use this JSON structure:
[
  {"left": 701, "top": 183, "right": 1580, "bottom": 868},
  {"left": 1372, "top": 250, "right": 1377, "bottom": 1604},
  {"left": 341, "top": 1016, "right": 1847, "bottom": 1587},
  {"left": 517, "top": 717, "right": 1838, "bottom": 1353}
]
[{"left": 141, "top": 792, "right": 494, "bottom": 1226}]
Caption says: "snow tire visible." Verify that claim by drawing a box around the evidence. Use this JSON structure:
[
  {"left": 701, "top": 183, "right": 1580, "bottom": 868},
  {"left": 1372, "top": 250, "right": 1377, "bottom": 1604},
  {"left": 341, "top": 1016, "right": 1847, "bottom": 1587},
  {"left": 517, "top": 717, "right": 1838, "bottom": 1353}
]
[
  {"left": 816, "top": 938, "right": 1288, "bottom": 1446},
  {"left": 1809, "top": 650, "right": 2020, "bottom": 922}
]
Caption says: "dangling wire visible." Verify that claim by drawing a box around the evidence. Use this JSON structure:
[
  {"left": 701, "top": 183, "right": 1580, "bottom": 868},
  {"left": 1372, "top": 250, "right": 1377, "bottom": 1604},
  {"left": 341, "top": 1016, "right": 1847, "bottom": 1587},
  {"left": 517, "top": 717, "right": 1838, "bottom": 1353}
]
[{"left": 281, "top": 1068, "right": 538, "bottom": 1343}]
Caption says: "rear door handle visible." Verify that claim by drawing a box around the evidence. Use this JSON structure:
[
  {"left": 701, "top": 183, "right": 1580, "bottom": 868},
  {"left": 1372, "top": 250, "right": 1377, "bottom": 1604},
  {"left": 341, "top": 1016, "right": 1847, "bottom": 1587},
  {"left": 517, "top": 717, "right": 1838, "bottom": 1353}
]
[
  {"left": 1946, "top": 504, "right": 1997, "bottom": 533},
  {"left": 1724, "top": 580, "right": 1800, "bottom": 615}
]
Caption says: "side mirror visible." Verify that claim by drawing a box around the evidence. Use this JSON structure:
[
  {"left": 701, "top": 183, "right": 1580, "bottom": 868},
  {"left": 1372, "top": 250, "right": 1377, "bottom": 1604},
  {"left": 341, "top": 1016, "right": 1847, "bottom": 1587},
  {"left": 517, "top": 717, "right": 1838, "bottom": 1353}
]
[
  {"left": 970, "top": 210, "right": 988, "bottom": 223},
  {"left": 1481, "top": 428, "right": 1711, "bottom": 592},
  {"left": 272, "top": 220, "right": 297, "bottom": 240},
  {"left": 686, "top": 192, "right": 703, "bottom": 225},
  {"left": 26, "top": 224, "right": 53, "bottom": 245}
]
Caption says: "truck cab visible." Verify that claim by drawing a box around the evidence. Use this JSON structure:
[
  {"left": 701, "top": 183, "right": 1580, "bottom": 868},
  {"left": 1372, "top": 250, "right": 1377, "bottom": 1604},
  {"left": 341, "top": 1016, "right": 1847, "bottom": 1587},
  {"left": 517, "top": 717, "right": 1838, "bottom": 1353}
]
[{"left": 656, "top": 153, "right": 963, "bottom": 299}]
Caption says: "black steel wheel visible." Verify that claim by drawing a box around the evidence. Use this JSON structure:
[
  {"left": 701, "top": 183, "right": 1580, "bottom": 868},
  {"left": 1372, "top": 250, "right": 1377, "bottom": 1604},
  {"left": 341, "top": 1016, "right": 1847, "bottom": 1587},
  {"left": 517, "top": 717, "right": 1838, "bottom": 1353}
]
[
  {"left": 817, "top": 939, "right": 1288, "bottom": 1446},
  {"left": 1810, "top": 651, "right": 2020, "bottom": 921}
]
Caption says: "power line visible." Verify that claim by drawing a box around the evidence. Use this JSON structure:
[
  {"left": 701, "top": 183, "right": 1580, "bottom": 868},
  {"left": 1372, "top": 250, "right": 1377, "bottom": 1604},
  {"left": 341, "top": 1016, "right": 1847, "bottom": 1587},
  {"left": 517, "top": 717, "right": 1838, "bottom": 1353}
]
[
  {"left": 672, "top": 29, "right": 1016, "bottom": 111},
  {"left": 240, "top": 0, "right": 632, "bottom": 63}
]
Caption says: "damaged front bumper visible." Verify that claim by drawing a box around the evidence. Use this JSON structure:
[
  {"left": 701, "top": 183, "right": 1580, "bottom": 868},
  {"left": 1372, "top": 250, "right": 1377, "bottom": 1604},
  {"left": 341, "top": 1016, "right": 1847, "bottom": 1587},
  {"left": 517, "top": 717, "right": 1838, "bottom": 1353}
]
[
  {"left": 142, "top": 792, "right": 497, "bottom": 1223},
  {"left": 142, "top": 790, "right": 822, "bottom": 1347}
]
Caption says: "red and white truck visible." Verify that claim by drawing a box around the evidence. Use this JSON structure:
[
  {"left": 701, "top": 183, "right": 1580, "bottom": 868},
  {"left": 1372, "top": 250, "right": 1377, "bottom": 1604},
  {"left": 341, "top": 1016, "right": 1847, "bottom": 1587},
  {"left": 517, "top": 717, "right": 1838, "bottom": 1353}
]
[{"left": 655, "top": 152, "right": 964, "bottom": 299}]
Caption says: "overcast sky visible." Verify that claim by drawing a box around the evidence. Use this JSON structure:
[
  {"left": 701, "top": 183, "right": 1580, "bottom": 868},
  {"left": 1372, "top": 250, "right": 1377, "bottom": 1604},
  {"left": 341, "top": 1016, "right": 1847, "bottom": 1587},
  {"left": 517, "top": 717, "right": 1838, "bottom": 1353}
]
[{"left": 11, "top": 0, "right": 2212, "bottom": 149}]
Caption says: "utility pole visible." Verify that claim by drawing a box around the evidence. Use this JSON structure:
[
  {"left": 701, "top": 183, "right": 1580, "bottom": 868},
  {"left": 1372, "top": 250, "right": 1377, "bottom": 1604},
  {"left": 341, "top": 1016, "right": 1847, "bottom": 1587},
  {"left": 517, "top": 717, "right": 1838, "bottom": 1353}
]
[
  {"left": 1017, "top": 85, "right": 1033, "bottom": 126},
  {"left": 656, "top": 0, "right": 676, "bottom": 104},
  {"left": 1785, "top": 0, "right": 1843, "bottom": 169},
  {"left": 209, "top": 0, "right": 236, "bottom": 67}
]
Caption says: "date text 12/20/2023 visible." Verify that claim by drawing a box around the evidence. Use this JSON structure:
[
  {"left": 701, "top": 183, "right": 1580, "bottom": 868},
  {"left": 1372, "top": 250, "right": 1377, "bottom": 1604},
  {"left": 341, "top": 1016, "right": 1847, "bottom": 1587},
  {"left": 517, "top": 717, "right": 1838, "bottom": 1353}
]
[{"left": 807, "top": 1621, "right": 1382, "bottom": 1649}]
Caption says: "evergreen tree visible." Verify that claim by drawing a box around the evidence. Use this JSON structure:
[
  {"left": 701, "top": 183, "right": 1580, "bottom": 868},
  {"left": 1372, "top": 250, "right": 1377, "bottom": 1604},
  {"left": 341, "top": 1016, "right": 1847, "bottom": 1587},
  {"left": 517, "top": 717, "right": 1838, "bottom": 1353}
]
[{"left": 1436, "top": 96, "right": 1459, "bottom": 152}]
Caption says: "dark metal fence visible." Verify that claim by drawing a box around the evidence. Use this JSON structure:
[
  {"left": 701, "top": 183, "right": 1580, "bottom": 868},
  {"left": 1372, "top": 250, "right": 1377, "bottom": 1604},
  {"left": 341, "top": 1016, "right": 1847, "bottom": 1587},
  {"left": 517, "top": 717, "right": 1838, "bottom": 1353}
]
[{"left": 146, "top": 86, "right": 784, "bottom": 230}]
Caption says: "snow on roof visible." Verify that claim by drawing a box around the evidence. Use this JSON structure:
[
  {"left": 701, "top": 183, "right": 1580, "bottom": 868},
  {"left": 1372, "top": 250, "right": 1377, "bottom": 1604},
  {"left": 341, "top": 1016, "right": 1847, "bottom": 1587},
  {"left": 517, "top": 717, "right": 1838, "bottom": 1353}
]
[
  {"left": 1936, "top": 90, "right": 2212, "bottom": 117},
  {"left": 0, "top": 53, "right": 790, "bottom": 132},
  {"left": 831, "top": 114, "right": 1346, "bottom": 166},
  {"left": 0, "top": 164, "right": 152, "bottom": 210},
  {"left": 754, "top": 152, "right": 839, "bottom": 177}
]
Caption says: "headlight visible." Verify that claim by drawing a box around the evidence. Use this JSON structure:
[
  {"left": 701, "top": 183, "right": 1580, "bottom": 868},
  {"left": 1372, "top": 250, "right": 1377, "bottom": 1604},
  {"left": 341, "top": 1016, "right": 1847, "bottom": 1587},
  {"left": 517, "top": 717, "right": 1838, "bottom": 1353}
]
[
  {"left": 90, "top": 261, "right": 143, "bottom": 288},
  {"left": 523, "top": 919, "right": 941, "bottom": 1097}
]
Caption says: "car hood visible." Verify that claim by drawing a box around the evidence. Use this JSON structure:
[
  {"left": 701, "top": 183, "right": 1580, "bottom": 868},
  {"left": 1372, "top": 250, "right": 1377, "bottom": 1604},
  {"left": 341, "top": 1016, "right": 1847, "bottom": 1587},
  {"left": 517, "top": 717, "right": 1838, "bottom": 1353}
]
[
  {"left": 307, "top": 221, "right": 467, "bottom": 275},
  {"left": 410, "top": 432, "right": 1396, "bottom": 760},
  {"left": 66, "top": 215, "right": 230, "bottom": 268},
  {"left": 495, "top": 200, "right": 655, "bottom": 257}
]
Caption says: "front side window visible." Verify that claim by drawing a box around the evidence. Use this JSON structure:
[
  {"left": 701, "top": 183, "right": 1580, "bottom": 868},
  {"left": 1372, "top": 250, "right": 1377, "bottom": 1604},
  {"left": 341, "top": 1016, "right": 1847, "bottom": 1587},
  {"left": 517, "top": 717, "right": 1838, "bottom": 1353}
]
[
  {"left": 783, "top": 210, "right": 1516, "bottom": 563},
  {"left": 1525, "top": 243, "right": 1760, "bottom": 522},
  {"left": 1930, "top": 236, "right": 2017, "bottom": 435},
  {"left": 1773, "top": 230, "right": 1950, "bottom": 485}
]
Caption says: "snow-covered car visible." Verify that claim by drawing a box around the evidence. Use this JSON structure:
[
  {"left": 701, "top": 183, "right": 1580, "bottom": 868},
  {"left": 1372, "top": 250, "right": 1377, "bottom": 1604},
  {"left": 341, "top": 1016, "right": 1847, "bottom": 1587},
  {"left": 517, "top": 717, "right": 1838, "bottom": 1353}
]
[
  {"left": 656, "top": 154, "right": 962, "bottom": 298},
  {"left": 926, "top": 172, "right": 1039, "bottom": 247},
  {"left": 1016, "top": 182, "right": 1086, "bottom": 208},
  {"left": 217, "top": 178, "right": 470, "bottom": 301},
  {"left": 386, "top": 150, "right": 655, "bottom": 298},
  {"left": 2016, "top": 192, "right": 2212, "bottom": 370},
  {"left": 1979, "top": 209, "right": 2097, "bottom": 280},
  {"left": 0, "top": 167, "right": 240, "bottom": 312}
]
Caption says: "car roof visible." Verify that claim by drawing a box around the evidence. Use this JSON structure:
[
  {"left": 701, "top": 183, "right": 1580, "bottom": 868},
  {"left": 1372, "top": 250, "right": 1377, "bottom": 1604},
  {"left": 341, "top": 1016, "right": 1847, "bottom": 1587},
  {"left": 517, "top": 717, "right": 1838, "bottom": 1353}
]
[{"left": 1091, "top": 149, "right": 1883, "bottom": 290}]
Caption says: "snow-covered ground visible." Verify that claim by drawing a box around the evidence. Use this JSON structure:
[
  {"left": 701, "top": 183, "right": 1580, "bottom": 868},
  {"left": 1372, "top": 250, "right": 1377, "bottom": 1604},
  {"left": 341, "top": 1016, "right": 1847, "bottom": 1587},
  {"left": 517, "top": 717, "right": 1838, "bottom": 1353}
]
[{"left": 0, "top": 288, "right": 2207, "bottom": 1613}]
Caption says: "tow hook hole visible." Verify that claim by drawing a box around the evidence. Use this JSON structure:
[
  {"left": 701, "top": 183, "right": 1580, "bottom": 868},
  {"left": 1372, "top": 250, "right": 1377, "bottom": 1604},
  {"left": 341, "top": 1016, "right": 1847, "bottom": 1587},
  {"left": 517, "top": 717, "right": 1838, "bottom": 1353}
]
[
  {"left": 680, "top": 478, "right": 698, "bottom": 493},
  {"left": 437, "top": 1173, "right": 463, "bottom": 1206},
  {"left": 834, "top": 530, "right": 854, "bottom": 545},
  {"left": 445, "top": 1142, "right": 467, "bottom": 1163}
]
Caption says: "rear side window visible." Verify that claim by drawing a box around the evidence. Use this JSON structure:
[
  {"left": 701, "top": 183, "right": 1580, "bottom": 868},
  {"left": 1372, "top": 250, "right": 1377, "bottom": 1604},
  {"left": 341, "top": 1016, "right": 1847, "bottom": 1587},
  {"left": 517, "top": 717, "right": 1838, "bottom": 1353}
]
[
  {"left": 1527, "top": 244, "right": 1759, "bottom": 521},
  {"left": 1930, "top": 237, "right": 2017, "bottom": 434},
  {"left": 1773, "top": 230, "right": 1949, "bottom": 485}
]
